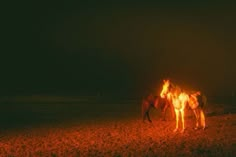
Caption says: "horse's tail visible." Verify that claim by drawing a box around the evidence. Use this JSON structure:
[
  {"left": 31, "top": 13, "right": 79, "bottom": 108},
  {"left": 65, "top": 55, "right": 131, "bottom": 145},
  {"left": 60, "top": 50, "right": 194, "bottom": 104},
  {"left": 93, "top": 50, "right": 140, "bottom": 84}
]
[
  {"left": 202, "top": 95, "right": 207, "bottom": 107},
  {"left": 198, "top": 94, "right": 206, "bottom": 129},
  {"left": 197, "top": 94, "right": 207, "bottom": 109}
]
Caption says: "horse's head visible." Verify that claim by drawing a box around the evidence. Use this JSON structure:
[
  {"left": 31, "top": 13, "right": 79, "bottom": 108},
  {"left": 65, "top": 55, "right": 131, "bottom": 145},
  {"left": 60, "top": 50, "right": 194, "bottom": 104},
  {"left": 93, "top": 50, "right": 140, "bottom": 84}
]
[{"left": 160, "top": 79, "right": 171, "bottom": 99}]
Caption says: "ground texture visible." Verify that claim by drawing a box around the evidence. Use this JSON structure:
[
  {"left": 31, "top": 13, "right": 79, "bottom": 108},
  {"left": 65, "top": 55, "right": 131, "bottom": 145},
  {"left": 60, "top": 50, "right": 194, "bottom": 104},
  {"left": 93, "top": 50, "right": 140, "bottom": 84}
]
[{"left": 0, "top": 101, "right": 235, "bottom": 157}]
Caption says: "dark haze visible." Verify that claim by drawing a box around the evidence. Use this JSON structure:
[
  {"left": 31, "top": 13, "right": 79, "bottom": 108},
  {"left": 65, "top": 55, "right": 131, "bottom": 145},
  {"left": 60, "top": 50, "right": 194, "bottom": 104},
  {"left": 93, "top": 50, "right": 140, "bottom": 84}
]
[{"left": 2, "top": 1, "right": 236, "bottom": 98}]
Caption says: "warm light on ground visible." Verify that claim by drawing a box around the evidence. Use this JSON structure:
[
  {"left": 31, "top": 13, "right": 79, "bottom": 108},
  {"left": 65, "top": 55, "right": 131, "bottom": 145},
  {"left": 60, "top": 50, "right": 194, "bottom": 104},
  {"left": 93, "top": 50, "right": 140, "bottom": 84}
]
[{"left": 0, "top": 108, "right": 235, "bottom": 156}]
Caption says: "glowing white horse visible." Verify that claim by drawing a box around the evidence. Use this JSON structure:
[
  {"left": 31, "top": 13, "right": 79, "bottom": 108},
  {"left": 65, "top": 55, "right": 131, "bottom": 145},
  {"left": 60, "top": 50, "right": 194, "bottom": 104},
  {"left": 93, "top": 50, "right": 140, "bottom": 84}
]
[{"left": 160, "top": 80, "right": 206, "bottom": 133}]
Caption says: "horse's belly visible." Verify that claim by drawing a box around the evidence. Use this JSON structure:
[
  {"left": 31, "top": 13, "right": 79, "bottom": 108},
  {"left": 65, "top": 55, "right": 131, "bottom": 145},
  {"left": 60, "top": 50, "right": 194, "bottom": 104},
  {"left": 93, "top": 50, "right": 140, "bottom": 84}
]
[
  {"left": 188, "top": 99, "right": 199, "bottom": 109},
  {"left": 172, "top": 100, "right": 186, "bottom": 110},
  {"left": 189, "top": 103, "right": 198, "bottom": 110}
]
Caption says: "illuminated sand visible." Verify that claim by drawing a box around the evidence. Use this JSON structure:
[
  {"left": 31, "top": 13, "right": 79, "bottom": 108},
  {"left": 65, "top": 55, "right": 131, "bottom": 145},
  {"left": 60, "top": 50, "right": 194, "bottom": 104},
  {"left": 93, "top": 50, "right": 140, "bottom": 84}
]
[{"left": 0, "top": 102, "right": 235, "bottom": 156}]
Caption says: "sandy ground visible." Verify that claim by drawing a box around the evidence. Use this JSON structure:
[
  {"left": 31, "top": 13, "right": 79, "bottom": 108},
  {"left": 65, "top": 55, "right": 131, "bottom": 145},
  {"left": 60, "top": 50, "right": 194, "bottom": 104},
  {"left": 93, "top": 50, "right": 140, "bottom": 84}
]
[{"left": 0, "top": 101, "right": 235, "bottom": 157}]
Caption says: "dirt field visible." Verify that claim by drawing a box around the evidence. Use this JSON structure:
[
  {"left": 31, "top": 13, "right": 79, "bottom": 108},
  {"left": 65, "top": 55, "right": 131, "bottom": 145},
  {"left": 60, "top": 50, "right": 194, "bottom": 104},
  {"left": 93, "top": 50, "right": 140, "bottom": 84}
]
[{"left": 0, "top": 99, "right": 235, "bottom": 157}]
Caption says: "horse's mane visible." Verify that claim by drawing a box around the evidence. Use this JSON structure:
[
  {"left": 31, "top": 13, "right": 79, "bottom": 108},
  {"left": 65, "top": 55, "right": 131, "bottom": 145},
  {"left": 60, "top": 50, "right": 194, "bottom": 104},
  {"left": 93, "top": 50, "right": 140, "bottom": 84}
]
[
  {"left": 169, "top": 80, "right": 201, "bottom": 96},
  {"left": 169, "top": 81, "right": 182, "bottom": 94}
]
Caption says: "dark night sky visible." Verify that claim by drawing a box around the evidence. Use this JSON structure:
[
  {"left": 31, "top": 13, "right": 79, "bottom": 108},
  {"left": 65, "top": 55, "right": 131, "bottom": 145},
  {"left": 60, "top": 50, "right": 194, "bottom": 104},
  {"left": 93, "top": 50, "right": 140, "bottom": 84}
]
[{"left": 1, "top": 1, "right": 236, "bottom": 97}]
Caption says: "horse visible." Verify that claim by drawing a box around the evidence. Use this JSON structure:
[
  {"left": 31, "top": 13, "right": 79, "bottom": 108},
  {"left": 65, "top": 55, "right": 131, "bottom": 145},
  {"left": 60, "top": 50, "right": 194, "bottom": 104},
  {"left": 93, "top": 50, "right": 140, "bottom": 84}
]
[
  {"left": 142, "top": 93, "right": 175, "bottom": 123},
  {"left": 188, "top": 91, "right": 207, "bottom": 129},
  {"left": 160, "top": 79, "right": 207, "bottom": 133}
]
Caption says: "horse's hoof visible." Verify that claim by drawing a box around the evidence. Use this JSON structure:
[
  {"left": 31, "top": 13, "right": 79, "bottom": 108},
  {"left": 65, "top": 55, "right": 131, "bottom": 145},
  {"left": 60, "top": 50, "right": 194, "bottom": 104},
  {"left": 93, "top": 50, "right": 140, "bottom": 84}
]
[
  {"left": 173, "top": 128, "right": 178, "bottom": 132},
  {"left": 194, "top": 127, "right": 199, "bottom": 130},
  {"left": 180, "top": 129, "right": 185, "bottom": 133}
]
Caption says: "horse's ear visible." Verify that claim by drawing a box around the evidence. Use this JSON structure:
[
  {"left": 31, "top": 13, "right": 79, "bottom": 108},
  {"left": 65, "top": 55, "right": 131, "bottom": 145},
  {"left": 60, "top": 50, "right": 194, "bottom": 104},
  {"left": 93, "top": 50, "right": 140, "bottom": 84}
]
[
  {"left": 170, "top": 82, "right": 175, "bottom": 88},
  {"left": 163, "top": 79, "right": 169, "bottom": 83}
]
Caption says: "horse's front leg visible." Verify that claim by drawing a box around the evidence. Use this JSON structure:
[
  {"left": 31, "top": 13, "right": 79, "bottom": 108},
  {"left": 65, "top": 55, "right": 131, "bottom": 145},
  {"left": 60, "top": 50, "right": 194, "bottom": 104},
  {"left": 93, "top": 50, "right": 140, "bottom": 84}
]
[
  {"left": 146, "top": 111, "right": 152, "bottom": 123},
  {"left": 170, "top": 103, "right": 175, "bottom": 120},
  {"left": 162, "top": 103, "right": 168, "bottom": 121},
  {"left": 180, "top": 109, "right": 185, "bottom": 133},
  {"left": 173, "top": 109, "right": 179, "bottom": 132}
]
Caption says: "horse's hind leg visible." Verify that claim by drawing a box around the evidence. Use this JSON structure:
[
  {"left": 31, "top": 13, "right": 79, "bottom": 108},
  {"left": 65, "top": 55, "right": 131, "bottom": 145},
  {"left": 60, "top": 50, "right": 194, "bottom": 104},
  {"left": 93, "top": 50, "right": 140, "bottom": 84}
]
[
  {"left": 193, "top": 109, "right": 200, "bottom": 130},
  {"left": 180, "top": 109, "right": 185, "bottom": 133},
  {"left": 142, "top": 102, "right": 147, "bottom": 122},
  {"left": 142, "top": 103, "right": 152, "bottom": 122},
  {"left": 142, "top": 112, "right": 146, "bottom": 122},
  {"left": 142, "top": 109, "right": 148, "bottom": 122},
  {"left": 161, "top": 110, "right": 166, "bottom": 121},
  {"left": 200, "top": 109, "right": 206, "bottom": 129}
]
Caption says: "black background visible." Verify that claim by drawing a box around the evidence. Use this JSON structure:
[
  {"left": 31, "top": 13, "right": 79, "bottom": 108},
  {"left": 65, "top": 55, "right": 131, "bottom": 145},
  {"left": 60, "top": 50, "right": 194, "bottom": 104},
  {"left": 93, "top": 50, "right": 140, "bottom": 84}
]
[{"left": 1, "top": 1, "right": 236, "bottom": 98}]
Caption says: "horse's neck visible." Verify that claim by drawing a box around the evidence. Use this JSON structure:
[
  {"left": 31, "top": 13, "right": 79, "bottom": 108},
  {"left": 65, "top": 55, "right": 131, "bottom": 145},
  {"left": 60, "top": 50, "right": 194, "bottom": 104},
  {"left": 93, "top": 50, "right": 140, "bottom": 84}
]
[{"left": 170, "top": 88, "right": 181, "bottom": 97}]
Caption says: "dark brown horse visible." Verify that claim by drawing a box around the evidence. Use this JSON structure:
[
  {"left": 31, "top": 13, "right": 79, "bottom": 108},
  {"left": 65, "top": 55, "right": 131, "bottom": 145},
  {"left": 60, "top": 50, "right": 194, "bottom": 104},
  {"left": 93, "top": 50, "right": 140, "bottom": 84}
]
[{"left": 142, "top": 94, "right": 174, "bottom": 122}]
